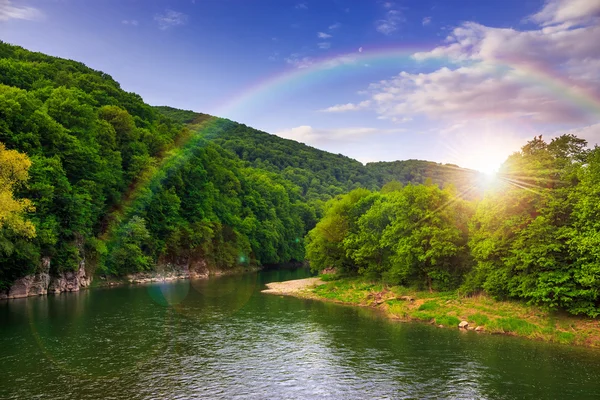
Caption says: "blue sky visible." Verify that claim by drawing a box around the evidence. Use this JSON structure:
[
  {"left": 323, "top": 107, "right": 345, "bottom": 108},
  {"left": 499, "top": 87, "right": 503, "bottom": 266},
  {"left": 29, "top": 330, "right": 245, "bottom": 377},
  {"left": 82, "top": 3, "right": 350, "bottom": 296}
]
[{"left": 1, "top": 0, "right": 599, "bottom": 172}]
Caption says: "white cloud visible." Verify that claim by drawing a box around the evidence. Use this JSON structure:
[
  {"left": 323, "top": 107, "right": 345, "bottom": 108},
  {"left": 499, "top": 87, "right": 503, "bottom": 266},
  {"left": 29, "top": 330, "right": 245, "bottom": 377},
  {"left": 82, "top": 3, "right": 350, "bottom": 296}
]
[
  {"left": 285, "top": 54, "right": 314, "bottom": 69},
  {"left": 319, "top": 100, "right": 371, "bottom": 112},
  {"left": 274, "top": 125, "right": 403, "bottom": 145},
  {"left": 376, "top": 9, "right": 404, "bottom": 35},
  {"left": 317, "top": 42, "right": 331, "bottom": 49},
  {"left": 358, "top": 1, "right": 600, "bottom": 126},
  {"left": 317, "top": 32, "right": 332, "bottom": 38},
  {"left": 155, "top": 10, "right": 188, "bottom": 30},
  {"left": 122, "top": 19, "right": 139, "bottom": 26},
  {"left": 285, "top": 53, "right": 358, "bottom": 69},
  {"left": 422, "top": 16, "right": 432, "bottom": 26},
  {"left": 329, "top": 22, "right": 341, "bottom": 30},
  {"left": 0, "top": 0, "right": 42, "bottom": 21},
  {"left": 363, "top": 65, "right": 594, "bottom": 124},
  {"left": 295, "top": 2, "right": 308, "bottom": 10},
  {"left": 561, "top": 123, "right": 600, "bottom": 146},
  {"left": 530, "top": 0, "right": 600, "bottom": 27}
]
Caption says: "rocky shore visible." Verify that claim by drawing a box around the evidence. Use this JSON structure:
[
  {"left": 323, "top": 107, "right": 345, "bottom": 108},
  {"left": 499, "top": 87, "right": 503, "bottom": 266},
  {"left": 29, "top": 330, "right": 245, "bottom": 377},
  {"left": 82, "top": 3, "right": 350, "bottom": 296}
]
[
  {"left": 0, "top": 257, "right": 91, "bottom": 300},
  {"left": 1, "top": 257, "right": 259, "bottom": 300}
]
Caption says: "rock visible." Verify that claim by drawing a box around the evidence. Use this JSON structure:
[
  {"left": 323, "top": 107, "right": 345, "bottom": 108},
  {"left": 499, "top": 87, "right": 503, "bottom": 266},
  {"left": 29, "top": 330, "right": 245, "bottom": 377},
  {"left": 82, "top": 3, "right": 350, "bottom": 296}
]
[
  {"left": 48, "top": 262, "right": 90, "bottom": 294},
  {"left": 6, "top": 257, "right": 51, "bottom": 298},
  {"left": 438, "top": 324, "right": 444, "bottom": 328},
  {"left": 399, "top": 296, "right": 414, "bottom": 302},
  {"left": 467, "top": 326, "right": 475, "bottom": 331},
  {"left": 475, "top": 326, "right": 484, "bottom": 332},
  {"left": 458, "top": 320, "right": 469, "bottom": 329}
]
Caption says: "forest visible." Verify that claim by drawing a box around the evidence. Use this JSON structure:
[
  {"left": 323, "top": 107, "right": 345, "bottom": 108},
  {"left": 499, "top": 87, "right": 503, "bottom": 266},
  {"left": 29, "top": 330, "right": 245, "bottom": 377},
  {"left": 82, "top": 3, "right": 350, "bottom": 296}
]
[
  {"left": 306, "top": 135, "right": 600, "bottom": 317},
  {"left": 1, "top": 41, "right": 599, "bottom": 318},
  {"left": 0, "top": 41, "right": 471, "bottom": 290}
]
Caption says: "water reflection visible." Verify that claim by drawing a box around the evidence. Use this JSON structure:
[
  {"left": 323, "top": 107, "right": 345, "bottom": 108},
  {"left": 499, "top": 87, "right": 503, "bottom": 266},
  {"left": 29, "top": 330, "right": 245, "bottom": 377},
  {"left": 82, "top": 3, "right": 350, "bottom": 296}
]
[{"left": 1, "top": 268, "right": 600, "bottom": 399}]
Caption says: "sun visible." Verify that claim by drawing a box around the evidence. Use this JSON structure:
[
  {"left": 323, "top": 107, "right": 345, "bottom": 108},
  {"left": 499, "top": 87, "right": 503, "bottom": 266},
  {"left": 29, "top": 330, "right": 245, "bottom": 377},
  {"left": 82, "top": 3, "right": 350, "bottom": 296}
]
[{"left": 470, "top": 157, "right": 502, "bottom": 177}]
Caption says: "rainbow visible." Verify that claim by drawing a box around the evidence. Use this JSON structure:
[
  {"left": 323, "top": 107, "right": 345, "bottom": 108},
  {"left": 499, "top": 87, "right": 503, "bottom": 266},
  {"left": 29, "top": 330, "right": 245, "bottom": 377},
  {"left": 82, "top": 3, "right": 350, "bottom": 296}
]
[
  {"left": 214, "top": 45, "right": 446, "bottom": 118},
  {"left": 213, "top": 46, "right": 600, "bottom": 120},
  {"left": 103, "top": 44, "right": 600, "bottom": 247}
]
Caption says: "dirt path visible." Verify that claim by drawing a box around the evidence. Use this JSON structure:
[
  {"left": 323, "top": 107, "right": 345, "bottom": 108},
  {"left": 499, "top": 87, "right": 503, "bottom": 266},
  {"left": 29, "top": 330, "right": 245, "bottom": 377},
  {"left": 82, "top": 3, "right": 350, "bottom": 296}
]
[{"left": 261, "top": 277, "right": 324, "bottom": 295}]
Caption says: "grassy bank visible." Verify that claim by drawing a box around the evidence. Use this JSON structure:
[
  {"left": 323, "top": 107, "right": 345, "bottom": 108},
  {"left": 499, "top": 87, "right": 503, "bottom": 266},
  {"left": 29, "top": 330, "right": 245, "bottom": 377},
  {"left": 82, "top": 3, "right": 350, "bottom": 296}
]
[{"left": 292, "top": 275, "right": 600, "bottom": 348}]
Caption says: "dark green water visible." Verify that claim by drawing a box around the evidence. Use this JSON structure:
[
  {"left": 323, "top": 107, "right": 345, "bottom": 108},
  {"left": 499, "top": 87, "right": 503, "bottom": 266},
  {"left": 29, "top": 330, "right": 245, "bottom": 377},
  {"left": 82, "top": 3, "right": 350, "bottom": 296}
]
[{"left": 2, "top": 268, "right": 600, "bottom": 399}]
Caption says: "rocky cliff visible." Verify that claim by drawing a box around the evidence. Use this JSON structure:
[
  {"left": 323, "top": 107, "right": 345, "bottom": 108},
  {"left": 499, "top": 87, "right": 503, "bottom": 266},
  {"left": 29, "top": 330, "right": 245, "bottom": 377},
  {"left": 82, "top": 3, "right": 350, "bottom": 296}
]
[{"left": 0, "top": 257, "right": 91, "bottom": 300}]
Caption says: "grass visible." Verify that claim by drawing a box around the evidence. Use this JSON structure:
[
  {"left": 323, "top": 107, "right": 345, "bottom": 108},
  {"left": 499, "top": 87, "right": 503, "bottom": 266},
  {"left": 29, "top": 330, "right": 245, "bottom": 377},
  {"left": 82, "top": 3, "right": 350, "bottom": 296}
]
[{"left": 295, "top": 276, "right": 600, "bottom": 348}]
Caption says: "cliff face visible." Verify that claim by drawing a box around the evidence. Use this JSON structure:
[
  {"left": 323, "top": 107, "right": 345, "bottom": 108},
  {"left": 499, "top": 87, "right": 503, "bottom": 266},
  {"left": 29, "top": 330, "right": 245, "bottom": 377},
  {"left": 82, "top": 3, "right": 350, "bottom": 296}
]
[{"left": 0, "top": 258, "right": 91, "bottom": 300}]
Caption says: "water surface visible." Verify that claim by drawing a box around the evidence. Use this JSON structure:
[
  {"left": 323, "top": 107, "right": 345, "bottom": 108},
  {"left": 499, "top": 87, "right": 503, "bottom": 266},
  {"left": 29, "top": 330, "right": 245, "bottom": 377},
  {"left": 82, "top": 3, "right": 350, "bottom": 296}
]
[{"left": 2, "top": 268, "right": 600, "bottom": 399}]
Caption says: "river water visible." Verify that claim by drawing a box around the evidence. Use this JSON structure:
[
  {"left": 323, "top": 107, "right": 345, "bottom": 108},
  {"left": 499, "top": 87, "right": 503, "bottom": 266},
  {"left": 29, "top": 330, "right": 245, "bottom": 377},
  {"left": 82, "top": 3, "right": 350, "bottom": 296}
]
[{"left": 1, "top": 268, "right": 600, "bottom": 399}]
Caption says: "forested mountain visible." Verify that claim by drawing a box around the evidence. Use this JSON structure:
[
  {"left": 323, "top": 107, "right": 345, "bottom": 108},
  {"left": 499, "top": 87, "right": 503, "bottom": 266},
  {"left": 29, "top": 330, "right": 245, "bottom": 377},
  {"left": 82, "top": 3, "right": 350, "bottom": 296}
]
[
  {"left": 5, "top": 42, "right": 598, "bottom": 318},
  {"left": 155, "top": 106, "right": 481, "bottom": 201},
  {"left": 0, "top": 41, "right": 475, "bottom": 292},
  {"left": 366, "top": 160, "right": 481, "bottom": 198}
]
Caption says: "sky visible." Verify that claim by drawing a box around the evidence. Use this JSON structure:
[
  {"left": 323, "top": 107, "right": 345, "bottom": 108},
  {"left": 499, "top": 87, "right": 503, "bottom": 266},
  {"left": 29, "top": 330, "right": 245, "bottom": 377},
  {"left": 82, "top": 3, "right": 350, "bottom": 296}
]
[{"left": 1, "top": 0, "right": 599, "bottom": 173}]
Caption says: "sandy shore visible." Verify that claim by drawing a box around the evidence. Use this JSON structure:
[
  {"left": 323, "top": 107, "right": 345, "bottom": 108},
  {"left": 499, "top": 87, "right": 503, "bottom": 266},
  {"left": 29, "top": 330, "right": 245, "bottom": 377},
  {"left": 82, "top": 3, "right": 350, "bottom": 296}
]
[{"left": 261, "top": 277, "right": 324, "bottom": 295}]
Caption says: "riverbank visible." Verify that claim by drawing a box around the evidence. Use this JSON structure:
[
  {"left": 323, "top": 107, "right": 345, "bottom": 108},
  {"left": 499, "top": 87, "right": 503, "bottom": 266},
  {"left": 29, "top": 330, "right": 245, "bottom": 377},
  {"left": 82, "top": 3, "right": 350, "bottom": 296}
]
[
  {"left": 1, "top": 262, "right": 261, "bottom": 300},
  {"left": 262, "top": 277, "right": 324, "bottom": 295},
  {"left": 264, "top": 276, "right": 600, "bottom": 348}
]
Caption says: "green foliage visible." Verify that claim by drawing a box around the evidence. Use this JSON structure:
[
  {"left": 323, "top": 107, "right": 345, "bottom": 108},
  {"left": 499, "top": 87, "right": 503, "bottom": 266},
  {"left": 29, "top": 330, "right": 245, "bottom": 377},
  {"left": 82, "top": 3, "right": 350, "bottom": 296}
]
[
  {"left": 465, "top": 135, "right": 600, "bottom": 317},
  {"left": 3, "top": 41, "right": 600, "bottom": 321},
  {"left": 435, "top": 315, "right": 460, "bottom": 327},
  {"left": 306, "top": 184, "right": 472, "bottom": 290},
  {"left": 0, "top": 41, "right": 181, "bottom": 281},
  {"left": 418, "top": 301, "right": 440, "bottom": 311},
  {"left": 469, "top": 313, "right": 490, "bottom": 326}
]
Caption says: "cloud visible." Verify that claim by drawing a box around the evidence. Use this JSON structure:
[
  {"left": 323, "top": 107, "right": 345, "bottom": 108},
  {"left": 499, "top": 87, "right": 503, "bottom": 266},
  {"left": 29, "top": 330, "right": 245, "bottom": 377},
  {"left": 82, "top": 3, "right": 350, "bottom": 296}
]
[
  {"left": 353, "top": 1, "right": 600, "bottom": 126},
  {"left": 329, "top": 22, "right": 341, "bottom": 30},
  {"left": 319, "top": 100, "right": 371, "bottom": 112},
  {"left": 358, "top": 46, "right": 363, "bottom": 53},
  {"left": 422, "top": 16, "right": 432, "bottom": 26},
  {"left": 155, "top": 10, "right": 188, "bottom": 30},
  {"left": 317, "top": 42, "right": 331, "bottom": 49},
  {"left": 295, "top": 2, "right": 308, "bottom": 10},
  {"left": 285, "top": 53, "right": 358, "bottom": 69},
  {"left": 122, "top": 19, "right": 139, "bottom": 26},
  {"left": 376, "top": 9, "right": 404, "bottom": 35},
  {"left": 285, "top": 54, "right": 314, "bottom": 69},
  {"left": 561, "top": 123, "right": 600, "bottom": 146},
  {"left": 317, "top": 32, "right": 332, "bottom": 38},
  {"left": 274, "top": 125, "right": 403, "bottom": 145},
  {"left": 0, "top": 0, "right": 42, "bottom": 21},
  {"left": 530, "top": 0, "right": 600, "bottom": 27}
]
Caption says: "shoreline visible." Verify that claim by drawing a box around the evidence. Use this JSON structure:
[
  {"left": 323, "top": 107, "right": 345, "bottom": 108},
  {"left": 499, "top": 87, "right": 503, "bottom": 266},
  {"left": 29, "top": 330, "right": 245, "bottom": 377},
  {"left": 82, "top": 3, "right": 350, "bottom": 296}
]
[
  {"left": 1, "top": 265, "right": 261, "bottom": 301},
  {"left": 262, "top": 276, "right": 600, "bottom": 348}
]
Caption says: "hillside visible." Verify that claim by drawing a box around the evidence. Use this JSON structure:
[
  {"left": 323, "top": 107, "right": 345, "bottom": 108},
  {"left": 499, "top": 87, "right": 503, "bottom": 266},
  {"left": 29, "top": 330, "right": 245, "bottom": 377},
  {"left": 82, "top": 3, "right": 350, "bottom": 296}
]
[
  {"left": 0, "top": 41, "right": 478, "bottom": 293},
  {"left": 155, "top": 106, "right": 482, "bottom": 200}
]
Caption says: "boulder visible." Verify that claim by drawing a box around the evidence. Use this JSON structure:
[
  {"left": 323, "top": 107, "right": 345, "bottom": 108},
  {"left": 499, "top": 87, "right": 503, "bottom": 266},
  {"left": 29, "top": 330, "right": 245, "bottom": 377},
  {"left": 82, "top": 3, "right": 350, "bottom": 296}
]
[
  {"left": 475, "top": 326, "right": 484, "bottom": 332},
  {"left": 458, "top": 320, "right": 469, "bottom": 329}
]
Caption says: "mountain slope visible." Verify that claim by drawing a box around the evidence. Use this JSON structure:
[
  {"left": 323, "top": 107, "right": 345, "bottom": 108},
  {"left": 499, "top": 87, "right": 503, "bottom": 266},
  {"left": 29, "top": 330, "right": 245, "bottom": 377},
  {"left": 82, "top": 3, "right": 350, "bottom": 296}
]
[{"left": 0, "top": 41, "right": 480, "bottom": 293}]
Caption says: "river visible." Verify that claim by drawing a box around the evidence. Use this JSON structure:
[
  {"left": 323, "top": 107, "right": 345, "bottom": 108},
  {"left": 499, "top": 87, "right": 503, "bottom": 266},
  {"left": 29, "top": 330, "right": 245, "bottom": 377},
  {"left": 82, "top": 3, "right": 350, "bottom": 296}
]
[{"left": 1, "top": 267, "right": 600, "bottom": 399}]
